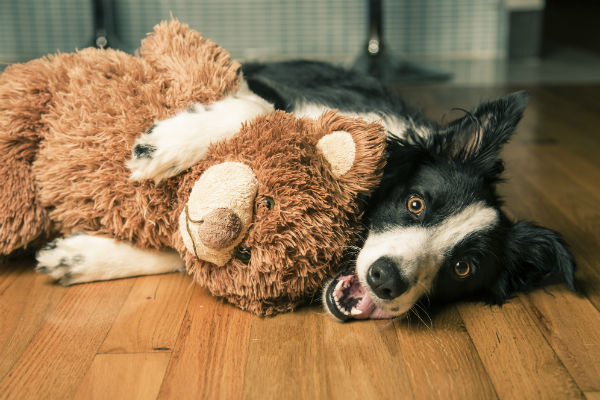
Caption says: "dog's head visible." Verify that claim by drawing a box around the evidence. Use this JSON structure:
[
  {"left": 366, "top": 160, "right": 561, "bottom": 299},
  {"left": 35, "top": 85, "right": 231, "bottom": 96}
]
[{"left": 324, "top": 91, "right": 576, "bottom": 321}]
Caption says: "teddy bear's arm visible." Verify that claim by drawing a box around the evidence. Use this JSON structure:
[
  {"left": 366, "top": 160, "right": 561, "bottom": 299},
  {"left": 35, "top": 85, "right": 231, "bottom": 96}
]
[
  {"left": 35, "top": 233, "right": 184, "bottom": 285},
  {"left": 127, "top": 80, "right": 274, "bottom": 183}
]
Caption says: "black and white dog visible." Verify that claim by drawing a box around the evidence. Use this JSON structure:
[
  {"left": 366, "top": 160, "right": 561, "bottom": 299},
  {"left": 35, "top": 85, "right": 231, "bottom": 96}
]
[
  {"left": 237, "top": 62, "right": 575, "bottom": 321},
  {"left": 42, "top": 61, "right": 576, "bottom": 321}
]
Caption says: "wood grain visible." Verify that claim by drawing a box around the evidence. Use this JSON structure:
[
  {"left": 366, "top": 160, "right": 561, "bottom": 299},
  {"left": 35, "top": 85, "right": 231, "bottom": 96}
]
[
  {"left": 157, "top": 286, "right": 252, "bottom": 400},
  {"left": 242, "top": 308, "right": 330, "bottom": 400},
  {"left": 521, "top": 290, "right": 600, "bottom": 392},
  {"left": 458, "top": 300, "right": 583, "bottom": 399},
  {"left": 73, "top": 353, "right": 171, "bottom": 400},
  {"left": 394, "top": 306, "right": 498, "bottom": 400},
  {"left": 243, "top": 307, "right": 414, "bottom": 400},
  {"left": 0, "top": 266, "right": 67, "bottom": 380},
  {"left": 0, "top": 280, "right": 133, "bottom": 400},
  {"left": 99, "top": 273, "right": 194, "bottom": 354}
]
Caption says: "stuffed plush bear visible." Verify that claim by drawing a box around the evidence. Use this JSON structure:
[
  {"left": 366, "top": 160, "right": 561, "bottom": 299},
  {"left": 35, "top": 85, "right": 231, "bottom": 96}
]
[{"left": 0, "top": 20, "right": 386, "bottom": 315}]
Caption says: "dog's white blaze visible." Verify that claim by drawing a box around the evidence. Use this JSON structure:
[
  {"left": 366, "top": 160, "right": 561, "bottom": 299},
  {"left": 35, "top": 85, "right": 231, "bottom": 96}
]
[{"left": 356, "top": 202, "right": 498, "bottom": 315}]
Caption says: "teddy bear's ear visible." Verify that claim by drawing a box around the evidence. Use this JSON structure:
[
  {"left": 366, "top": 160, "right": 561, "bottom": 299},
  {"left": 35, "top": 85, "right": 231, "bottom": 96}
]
[
  {"left": 139, "top": 19, "right": 241, "bottom": 108},
  {"left": 311, "top": 111, "right": 387, "bottom": 196}
]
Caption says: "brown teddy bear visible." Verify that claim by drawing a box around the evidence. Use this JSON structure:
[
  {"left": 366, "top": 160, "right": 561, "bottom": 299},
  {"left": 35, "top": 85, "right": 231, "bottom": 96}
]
[{"left": 0, "top": 20, "right": 386, "bottom": 315}]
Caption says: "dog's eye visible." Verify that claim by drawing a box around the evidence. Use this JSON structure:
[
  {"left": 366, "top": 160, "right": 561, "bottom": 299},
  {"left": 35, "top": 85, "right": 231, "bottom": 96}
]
[
  {"left": 261, "top": 196, "right": 275, "bottom": 210},
  {"left": 454, "top": 260, "right": 471, "bottom": 278},
  {"left": 407, "top": 195, "right": 425, "bottom": 215},
  {"left": 235, "top": 246, "right": 252, "bottom": 264}
]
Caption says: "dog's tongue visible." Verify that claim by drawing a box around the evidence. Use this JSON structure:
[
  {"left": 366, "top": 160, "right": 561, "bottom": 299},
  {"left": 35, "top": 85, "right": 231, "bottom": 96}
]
[{"left": 324, "top": 270, "right": 394, "bottom": 321}]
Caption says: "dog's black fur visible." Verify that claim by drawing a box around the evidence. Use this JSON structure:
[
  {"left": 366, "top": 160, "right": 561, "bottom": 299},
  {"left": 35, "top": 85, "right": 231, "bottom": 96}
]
[{"left": 243, "top": 60, "right": 576, "bottom": 320}]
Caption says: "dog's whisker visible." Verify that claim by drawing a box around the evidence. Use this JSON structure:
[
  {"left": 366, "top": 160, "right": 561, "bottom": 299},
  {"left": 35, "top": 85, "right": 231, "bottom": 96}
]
[
  {"left": 411, "top": 305, "right": 433, "bottom": 330},
  {"left": 416, "top": 281, "right": 432, "bottom": 306},
  {"left": 414, "top": 302, "right": 433, "bottom": 330}
]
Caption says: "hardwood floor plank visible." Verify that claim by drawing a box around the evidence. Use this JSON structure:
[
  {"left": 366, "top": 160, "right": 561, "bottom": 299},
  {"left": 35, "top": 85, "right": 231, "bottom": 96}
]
[
  {"left": 543, "top": 85, "right": 600, "bottom": 115},
  {"left": 157, "top": 286, "right": 253, "bottom": 400},
  {"left": 99, "top": 273, "right": 194, "bottom": 354},
  {"left": 520, "top": 289, "right": 600, "bottom": 392},
  {"left": 394, "top": 306, "right": 498, "bottom": 400},
  {"left": 0, "top": 280, "right": 133, "bottom": 400},
  {"left": 242, "top": 306, "right": 413, "bottom": 400},
  {"left": 539, "top": 145, "right": 600, "bottom": 199},
  {"left": 73, "top": 353, "right": 170, "bottom": 400},
  {"left": 241, "top": 308, "right": 328, "bottom": 400},
  {"left": 0, "top": 262, "right": 69, "bottom": 380},
  {"left": 458, "top": 299, "right": 583, "bottom": 399},
  {"left": 319, "top": 311, "right": 413, "bottom": 400},
  {"left": 585, "top": 392, "right": 600, "bottom": 400}
]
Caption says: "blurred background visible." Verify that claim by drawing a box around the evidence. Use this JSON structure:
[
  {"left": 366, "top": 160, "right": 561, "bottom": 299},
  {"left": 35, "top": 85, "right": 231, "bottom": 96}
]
[{"left": 1, "top": 0, "right": 599, "bottom": 85}]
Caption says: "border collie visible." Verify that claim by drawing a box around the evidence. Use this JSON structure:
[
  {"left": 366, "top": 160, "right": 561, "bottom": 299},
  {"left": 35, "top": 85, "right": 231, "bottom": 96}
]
[{"left": 46, "top": 61, "right": 578, "bottom": 321}]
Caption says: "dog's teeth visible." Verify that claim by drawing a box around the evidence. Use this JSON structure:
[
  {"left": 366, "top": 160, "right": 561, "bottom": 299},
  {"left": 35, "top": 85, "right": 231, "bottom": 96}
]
[
  {"left": 334, "top": 279, "right": 344, "bottom": 293},
  {"left": 351, "top": 307, "right": 362, "bottom": 316},
  {"left": 334, "top": 298, "right": 351, "bottom": 315}
]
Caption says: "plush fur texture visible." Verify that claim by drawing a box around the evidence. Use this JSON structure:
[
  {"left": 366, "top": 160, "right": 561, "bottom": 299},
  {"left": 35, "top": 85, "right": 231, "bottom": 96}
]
[
  {"left": 172, "top": 111, "right": 385, "bottom": 314},
  {"left": 0, "top": 21, "right": 386, "bottom": 315},
  {"left": 0, "top": 20, "right": 240, "bottom": 253}
]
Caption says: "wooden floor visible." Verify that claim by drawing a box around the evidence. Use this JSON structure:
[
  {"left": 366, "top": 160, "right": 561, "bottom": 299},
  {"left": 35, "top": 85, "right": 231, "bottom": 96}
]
[{"left": 1, "top": 85, "right": 599, "bottom": 400}]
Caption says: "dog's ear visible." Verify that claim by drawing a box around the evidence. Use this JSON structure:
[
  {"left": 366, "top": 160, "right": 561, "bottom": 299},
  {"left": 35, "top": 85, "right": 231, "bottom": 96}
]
[
  {"left": 489, "top": 220, "right": 576, "bottom": 304},
  {"left": 444, "top": 91, "right": 528, "bottom": 173}
]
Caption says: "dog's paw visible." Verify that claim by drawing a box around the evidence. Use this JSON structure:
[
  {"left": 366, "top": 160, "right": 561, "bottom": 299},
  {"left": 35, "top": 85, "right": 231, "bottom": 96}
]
[
  {"left": 127, "top": 106, "right": 221, "bottom": 183},
  {"left": 36, "top": 237, "right": 88, "bottom": 285},
  {"left": 36, "top": 233, "right": 186, "bottom": 285},
  {"left": 127, "top": 123, "right": 191, "bottom": 183},
  {"left": 127, "top": 89, "right": 274, "bottom": 184}
]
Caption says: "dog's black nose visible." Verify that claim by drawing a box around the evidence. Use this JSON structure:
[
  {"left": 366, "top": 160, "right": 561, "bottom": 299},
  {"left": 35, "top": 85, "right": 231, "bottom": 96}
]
[{"left": 367, "top": 257, "right": 409, "bottom": 299}]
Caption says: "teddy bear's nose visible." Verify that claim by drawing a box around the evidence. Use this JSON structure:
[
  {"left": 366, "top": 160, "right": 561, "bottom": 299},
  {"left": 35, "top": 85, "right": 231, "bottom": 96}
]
[{"left": 196, "top": 208, "right": 243, "bottom": 249}]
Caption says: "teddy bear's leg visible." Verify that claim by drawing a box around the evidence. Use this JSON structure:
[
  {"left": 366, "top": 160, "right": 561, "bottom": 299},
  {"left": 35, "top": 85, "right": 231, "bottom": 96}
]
[
  {"left": 0, "top": 60, "right": 55, "bottom": 255},
  {"left": 127, "top": 79, "right": 274, "bottom": 183},
  {"left": 35, "top": 233, "right": 185, "bottom": 285},
  {"left": 0, "top": 160, "right": 52, "bottom": 255}
]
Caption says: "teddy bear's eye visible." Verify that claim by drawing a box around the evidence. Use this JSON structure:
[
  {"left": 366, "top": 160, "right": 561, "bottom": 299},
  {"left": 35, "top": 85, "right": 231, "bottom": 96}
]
[
  {"left": 261, "top": 196, "right": 275, "bottom": 210},
  {"left": 235, "top": 246, "right": 252, "bottom": 264}
]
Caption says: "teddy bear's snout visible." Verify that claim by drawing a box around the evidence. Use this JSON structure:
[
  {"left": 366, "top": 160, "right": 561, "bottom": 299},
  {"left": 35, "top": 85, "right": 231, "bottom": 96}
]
[
  {"left": 179, "top": 161, "right": 258, "bottom": 267},
  {"left": 196, "top": 207, "right": 243, "bottom": 249}
]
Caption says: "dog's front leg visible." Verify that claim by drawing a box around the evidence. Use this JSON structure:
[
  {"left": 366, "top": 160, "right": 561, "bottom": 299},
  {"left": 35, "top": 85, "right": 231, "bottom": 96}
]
[
  {"left": 127, "top": 79, "right": 274, "bottom": 183},
  {"left": 35, "top": 233, "right": 185, "bottom": 285}
]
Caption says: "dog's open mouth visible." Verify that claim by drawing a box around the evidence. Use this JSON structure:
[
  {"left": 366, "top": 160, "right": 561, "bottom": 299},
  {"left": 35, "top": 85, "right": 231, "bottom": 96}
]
[{"left": 325, "top": 269, "right": 394, "bottom": 321}]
